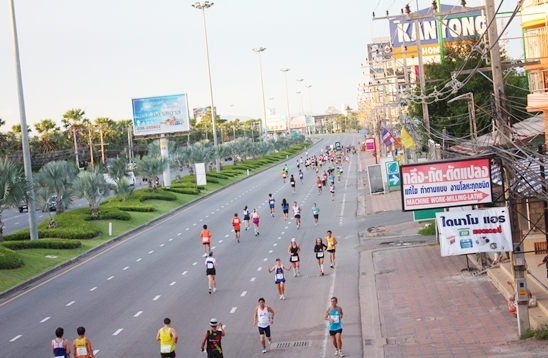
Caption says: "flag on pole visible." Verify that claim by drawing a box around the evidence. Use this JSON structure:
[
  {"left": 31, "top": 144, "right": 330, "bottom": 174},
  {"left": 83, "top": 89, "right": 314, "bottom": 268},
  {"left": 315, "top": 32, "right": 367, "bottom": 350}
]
[
  {"left": 381, "top": 128, "right": 394, "bottom": 147},
  {"left": 401, "top": 127, "right": 416, "bottom": 148}
]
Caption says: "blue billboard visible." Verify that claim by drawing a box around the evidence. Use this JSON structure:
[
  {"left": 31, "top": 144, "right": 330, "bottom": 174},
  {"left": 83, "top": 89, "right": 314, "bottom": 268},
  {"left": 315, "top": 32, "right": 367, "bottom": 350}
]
[{"left": 132, "top": 94, "right": 190, "bottom": 136}]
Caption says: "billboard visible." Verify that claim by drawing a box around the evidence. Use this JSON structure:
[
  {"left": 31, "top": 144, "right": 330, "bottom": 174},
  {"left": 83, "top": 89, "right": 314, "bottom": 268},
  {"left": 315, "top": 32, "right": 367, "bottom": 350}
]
[
  {"left": 132, "top": 94, "right": 190, "bottom": 136},
  {"left": 400, "top": 158, "right": 492, "bottom": 211},
  {"left": 305, "top": 117, "right": 314, "bottom": 126},
  {"left": 266, "top": 115, "right": 287, "bottom": 131},
  {"left": 389, "top": 5, "right": 486, "bottom": 61},
  {"left": 290, "top": 116, "right": 306, "bottom": 129},
  {"left": 436, "top": 207, "right": 512, "bottom": 257}
]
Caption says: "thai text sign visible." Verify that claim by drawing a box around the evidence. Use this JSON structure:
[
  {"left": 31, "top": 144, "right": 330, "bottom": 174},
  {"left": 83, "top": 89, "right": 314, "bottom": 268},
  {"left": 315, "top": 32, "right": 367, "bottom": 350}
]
[
  {"left": 266, "top": 115, "right": 287, "bottom": 131},
  {"left": 436, "top": 207, "right": 512, "bottom": 257},
  {"left": 365, "top": 138, "right": 376, "bottom": 151},
  {"left": 132, "top": 94, "right": 190, "bottom": 136},
  {"left": 400, "top": 158, "right": 492, "bottom": 211}
]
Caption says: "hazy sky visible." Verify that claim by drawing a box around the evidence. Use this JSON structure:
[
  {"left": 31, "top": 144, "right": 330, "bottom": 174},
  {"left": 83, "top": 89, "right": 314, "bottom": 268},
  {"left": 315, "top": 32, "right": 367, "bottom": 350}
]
[{"left": 0, "top": 0, "right": 523, "bottom": 131}]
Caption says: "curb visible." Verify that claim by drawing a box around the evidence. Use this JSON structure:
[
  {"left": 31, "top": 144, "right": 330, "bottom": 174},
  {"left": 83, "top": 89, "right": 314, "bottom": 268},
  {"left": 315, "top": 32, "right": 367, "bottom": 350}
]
[{"left": 0, "top": 140, "right": 320, "bottom": 301}]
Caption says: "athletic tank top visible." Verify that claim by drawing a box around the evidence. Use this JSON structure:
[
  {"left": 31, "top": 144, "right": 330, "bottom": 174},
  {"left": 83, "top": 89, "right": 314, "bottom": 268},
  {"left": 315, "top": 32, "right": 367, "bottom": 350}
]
[
  {"left": 292, "top": 206, "right": 300, "bottom": 215},
  {"left": 328, "top": 306, "right": 342, "bottom": 331},
  {"left": 327, "top": 237, "right": 336, "bottom": 250},
  {"left": 269, "top": 198, "right": 275, "bottom": 205},
  {"left": 159, "top": 327, "right": 175, "bottom": 353},
  {"left": 274, "top": 266, "right": 285, "bottom": 282},
  {"left": 52, "top": 338, "right": 68, "bottom": 358},
  {"left": 290, "top": 245, "right": 299, "bottom": 256},
  {"left": 206, "top": 330, "right": 223, "bottom": 353},
  {"left": 257, "top": 306, "right": 270, "bottom": 328},
  {"left": 205, "top": 258, "right": 215, "bottom": 270},
  {"left": 74, "top": 337, "right": 89, "bottom": 358}
]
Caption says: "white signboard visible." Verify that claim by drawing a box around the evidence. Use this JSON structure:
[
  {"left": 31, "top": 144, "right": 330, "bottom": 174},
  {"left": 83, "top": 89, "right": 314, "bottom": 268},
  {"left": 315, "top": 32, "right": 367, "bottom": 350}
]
[
  {"left": 195, "top": 163, "right": 207, "bottom": 186},
  {"left": 436, "top": 207, "right": 512, "bottom": 257}
]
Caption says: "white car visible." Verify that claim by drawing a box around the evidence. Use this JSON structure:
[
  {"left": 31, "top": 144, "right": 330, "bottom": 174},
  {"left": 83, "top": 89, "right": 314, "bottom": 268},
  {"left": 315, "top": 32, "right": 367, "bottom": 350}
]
[{"left": 104, "top": 172, "right": 136, "bottom": 187}]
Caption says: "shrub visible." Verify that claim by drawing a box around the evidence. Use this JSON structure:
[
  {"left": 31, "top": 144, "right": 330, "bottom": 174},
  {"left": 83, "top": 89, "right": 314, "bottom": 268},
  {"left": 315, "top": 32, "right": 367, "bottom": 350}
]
[
  {"left": 206, "top": 172, "right": 229, "bottom": 180},
  {"left": 165, "top": 187, "right": 200, "bottom": 195},
  {"left": 2, "top": 239, "right": 82, "bottom": 250},
  {"left": 418, "top": 221, "right": 436, "bottom": 236},
  {"left": 0, "top": 246, "right": 23, "bottom": 269}
]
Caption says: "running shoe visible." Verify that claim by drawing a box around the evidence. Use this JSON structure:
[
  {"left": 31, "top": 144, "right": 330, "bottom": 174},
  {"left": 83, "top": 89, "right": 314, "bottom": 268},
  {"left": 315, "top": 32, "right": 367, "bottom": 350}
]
[
  {"left": 335, "top": 350, "right": 339, "bottom": 356},
  {"left": 262, "top": 348, "right": 267, "bottom": 353},
  {"left": 268, "top": 338, "right": 272, "bottom": 345},
  {"left": 339, "top": 350, "right": 344, "bottom": 357},
  {"left": 208, "top": 288, "right": 211, "bottom": 294},
  {"left": 330, "top": 264, "right": 334, "bottom": 268},
  {"left": 213, "top": 288, "right": 216, "bottom": 293},
  {"left": 280, "top": 295, "right": 283, "bottom": 300},
  {"left": 281, "top": 295, "right": 286, "bottom": 300}
]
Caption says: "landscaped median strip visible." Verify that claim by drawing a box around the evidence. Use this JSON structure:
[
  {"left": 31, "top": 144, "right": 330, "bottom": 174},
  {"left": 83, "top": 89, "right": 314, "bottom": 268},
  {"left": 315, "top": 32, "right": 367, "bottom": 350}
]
[{"left": 0, "top": 141, "right": 316, "bottom": 297}]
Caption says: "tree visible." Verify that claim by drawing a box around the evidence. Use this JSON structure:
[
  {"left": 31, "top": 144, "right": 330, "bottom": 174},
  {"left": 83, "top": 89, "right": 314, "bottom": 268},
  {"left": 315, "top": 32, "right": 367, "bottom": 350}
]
[
  {"left": 0, "top": 157, "right": 30, "bottom": 241},
  {"left": 407, "top": 39, "right": 528, "bottom": 139},
  {"left": 35, "top": 119, "right": 60, "bottom": 153},
  {"left": 136, "top": 155, "right": 168, "bottom": 193},
  {"left": 38, "top": 161, "right": 77, "bottom": 214},
  {"left": 72, "top": 171, "right": 111, "bottom": 215},
  {"left": 32, "top": 172, "right": 57, "bottom": 216}
]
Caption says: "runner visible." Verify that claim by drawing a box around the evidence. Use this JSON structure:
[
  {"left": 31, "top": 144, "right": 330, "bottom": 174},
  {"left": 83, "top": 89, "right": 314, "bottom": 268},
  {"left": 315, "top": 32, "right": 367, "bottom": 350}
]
[
  {"left": 252, "top": 209, "right": 261, "bottom": 236},
  {"left": 292, "top": 201, "right": 302, "bottom": 229},
  {"left": 287, "top": 238, "right": 301, "bottom": 277},
  {"left": 282, "top": 169, "right": 287, "bottom": 183},
  {"left": 205, "top": 251, "right": 217, "bottom": 294},
  {"left": 312, "top": 203, "right": 320, "bottom": 225},
  {"left": 73, "top": 327, "right": 94, "bottom": 358},
  {"left": 156, "top": 318, "right": 178, "bottom": 358},
  {"left": 316, "top": 176, "right": 322, "bottom": 194},
  {"left": 284, "top": 163, "right": 289, "bottom": 173},
  {"left": 253, "top": 298, "right": 275, "bottom": 353},
  {"left": 281, "top": 198, "right": 289, "bottom": 220},
  {"left": 314, "top": 237, "right": 328, "bottom": 275},
  {"left": 326, "top": 230, "right": 338, "bottom": 268},
  {"left": 52, "top": 327, "right": 71, "bottom": 358},
  {"left": 267, "top": 258, "right": 291, "bottom": 300},
  {"left": 298, "top": 169, "right": 304, "bottom": 184},
  {"left": 267, "top": 194, "right": 275, "bottom": 216},
  {"left": 201, "top": 318, "right": 225, "bottom": 358},
  {"left": 232, "top": 213, "right": 241, "bottom": 243},
  {"left": 201, "top": 225, "right": 212, "bottom": 256},
  {"left": 325, "top": 297, "right": 344, "bottom": 357},
  {"left": 289, "top": 175, "right": 296, "bottom": 195},
  {"left": 330, "top": 182, "right": 336, "bottom": 201},
  {"left": 243, "top": 206, "right": 251, "bottom": 231}
]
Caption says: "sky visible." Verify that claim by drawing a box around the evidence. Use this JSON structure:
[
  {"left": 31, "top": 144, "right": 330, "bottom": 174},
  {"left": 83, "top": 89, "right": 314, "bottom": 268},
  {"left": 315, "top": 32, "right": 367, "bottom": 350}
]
[{"left": 0, "top": 0, "right": 524, "bottom": 131}]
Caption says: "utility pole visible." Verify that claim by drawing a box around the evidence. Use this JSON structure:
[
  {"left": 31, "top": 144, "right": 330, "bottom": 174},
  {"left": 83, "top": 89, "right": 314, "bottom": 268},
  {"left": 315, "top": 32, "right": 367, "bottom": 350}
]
[
  {"left": 127, "top": 126, "right": 133, "bottom": 164},
  {"left": 72, "top": 126, "right": 79, "bottom": 169},
  {"left": 99, "top": 126, "right": 105, "bottom": 164},
  {"left": 88, "top": 127, "right": 94, "bottom": 167}
]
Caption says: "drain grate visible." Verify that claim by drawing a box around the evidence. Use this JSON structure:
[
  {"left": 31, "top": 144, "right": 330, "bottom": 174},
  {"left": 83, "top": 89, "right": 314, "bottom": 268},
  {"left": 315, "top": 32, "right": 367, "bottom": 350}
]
[
  {"left": 275, "top": 341, "right": 310, "bottom": 349},
  {"left": 304, "top": 274, "right": 330, "bottom": 277},
  {"left": 376, "top": 269, "right": 394, "bottom": 275}
]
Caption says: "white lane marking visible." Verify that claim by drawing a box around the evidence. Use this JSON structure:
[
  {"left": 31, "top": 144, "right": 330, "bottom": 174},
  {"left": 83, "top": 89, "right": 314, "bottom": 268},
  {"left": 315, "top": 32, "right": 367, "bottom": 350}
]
[
  {"left": 219, "top": 240, "right": 223, "bottom": 243},
  {"left": 269, "top": 250, "right": 273, "bottom": 253},
  {"left": 285, "top": 227, "right": 288, "bottom": 229},
  {"left": 263, "top": 258, "right": 268, "bottom": 261},
  {"left": 148, "top": 250, "right": 154, "bottom": 254},
  {"left": 90, "top": 287, "right": 97, "bottom": 291},
  {"left": 169, "top": 238, "right": 173, "bottom": 241},
  {"left": 186, "top": 228, "right": 189, "bottom": 231},
  {"left": 182, "top": 271, "right": 188, "bottom": 275},
  {"left": 206, "top": 215, "right": 209, "bottom": 218},
  {"left": 257, "top": 267, "right": 262, "bottom": 271},
  {"left": 40, "top": 317, "right": 50, "bottom": 323},
  {"left": 193, "top": 262, "right": 198, "bottom": 266},
  {"left": 200, "top": 219, "right": 203, "bottom": 222},
  {"left": 230, "top": 307, "right": 237, "bottom": 313},
  {"left": 250, "top": 277, "right": 256, "bottom": 281},
  {"left": 123, "top": 266, "right": 129, "bottom": 270},
  {"left": 93, "top": 350, "right": 99, "bottom": 355},
  {"left": 10, "top": 335, "right": 21, "bottom": 342},
  {"left": 134, "top": 311, "right": 143, "bottom": 317},
  {"left": 178, "top": 232, "right": 182, "bottom": 236},
  {"left": 273, "top": 244, "right": 277, "bottom": 247},
  {"left": 113, "top": 328, "right": 123, "bottom": 336},
  {"left": 15, "top": 222, "right": 19, "bottom": 225},
  {"left": 339, "top": 193, "right": 346, "bottom": 226},
  {"left": 159, "top": 244, "right": 164, "bottom": 247},
  {"left": 193, "top": 223, "right": 196, "bottom": 226},
  {"left": 108, "top": 276, "right": 114, "bottom": 280},
  {"left": 278, "top": 237, "right": 281, "bottom": 240},
  {"left": 281, "top": 232, "right": 285, "bottom": 235},
  {"left": 211, "top": 212, "right": 214, "bottom": 214},
  {"left": 170, "top": 281, "right": 176, "bottom": 286},
  {"left": 153, "top": 295, "right": 161, "bottom": 301},
  {"left": 136, "top": 258, "right": 142, "bottom": 262},
  {"left": 225, "top": 234, "right": 229, "bottom": 238},
  {"left": 66, "top": 301, "right": 75, "bottom": 306},
  {"left": 241, "top": 291, "right": 247, "bottom": 297}
]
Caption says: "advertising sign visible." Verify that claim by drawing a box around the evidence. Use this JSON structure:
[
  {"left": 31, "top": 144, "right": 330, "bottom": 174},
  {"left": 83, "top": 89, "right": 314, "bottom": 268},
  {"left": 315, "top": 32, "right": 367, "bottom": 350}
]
[
  {"left": 266, "top": 115, "right": 287, "bottom": 131},
  {"left": 436, "top": 207, "right": 512, "bottom": 257},
  {"left": 365, "top": 138, "right": 376, "bottom": 151},
  {"left": 132, "top": 94, "right": 190, "bottom": 136},
  {"left": 368, "top": 164, "right": 385, "bottom": 195},
  {"left": 401, "top": 158, "right": 492, "bottom": 211},
  {"left": 290, "top": 116, "right": 306, "bottom": 128},
  {"left": 385, "top": 161, "right": 401, "bottom": 191},
  {"left": 305, "top": 117, "right": 314, "bottom": 126}
]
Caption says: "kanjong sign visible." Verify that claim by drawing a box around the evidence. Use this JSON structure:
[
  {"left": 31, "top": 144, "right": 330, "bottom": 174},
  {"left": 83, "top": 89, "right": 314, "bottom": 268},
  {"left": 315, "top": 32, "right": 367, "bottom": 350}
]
[{"left": 400, "top": 158, "right": 492, "bottom": 211}]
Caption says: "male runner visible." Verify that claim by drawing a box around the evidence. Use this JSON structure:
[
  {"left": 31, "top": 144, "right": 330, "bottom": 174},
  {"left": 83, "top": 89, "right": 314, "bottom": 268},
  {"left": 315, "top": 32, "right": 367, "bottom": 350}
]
[
  {"left": 73, "top": 327, "right": 94, "bottom": 358},
  {"left": 201, "top": 318, "right": 225, "bottom": 357},
  {"left": 201, "top": 225, "right": 212, "bottom": 256},
  {"left": 253, "top": 298, "right": 275, "bottom": 353},
  {"left": 325, "top": 297, "right": 344, "bottom": 357},
  {"left": 232, "top": 213, "right": 241, "bottom": 243},
  {"left": 156, "top": 318, "right": 178, "bottom": 358},
  {"left": 267, "top": 194, "right": 276, "bottom": 216}
]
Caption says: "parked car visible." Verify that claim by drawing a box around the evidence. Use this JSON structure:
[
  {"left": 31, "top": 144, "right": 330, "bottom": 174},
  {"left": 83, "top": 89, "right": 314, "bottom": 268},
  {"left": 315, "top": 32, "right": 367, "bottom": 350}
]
[{"left": 18, "top": 200, "right": 28, "bottom": 213}]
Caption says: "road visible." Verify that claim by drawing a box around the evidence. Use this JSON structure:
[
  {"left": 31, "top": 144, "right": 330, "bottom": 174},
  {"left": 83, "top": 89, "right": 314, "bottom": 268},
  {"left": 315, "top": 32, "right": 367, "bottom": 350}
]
[{"left": 0, "top": 134, "right": 363, "bottom": 357}]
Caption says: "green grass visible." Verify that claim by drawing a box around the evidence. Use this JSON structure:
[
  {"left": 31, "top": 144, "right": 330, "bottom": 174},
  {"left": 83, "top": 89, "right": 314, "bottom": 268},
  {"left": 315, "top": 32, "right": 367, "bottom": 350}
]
[
  {"left": 418, "top": 221, "right": 436, "bottom": 236},
  {"left": 0, "top": 143, "right": 309, "bottom": 292},
  {"left": 520, "top": 325, "right": 548, "bottom": 340}
]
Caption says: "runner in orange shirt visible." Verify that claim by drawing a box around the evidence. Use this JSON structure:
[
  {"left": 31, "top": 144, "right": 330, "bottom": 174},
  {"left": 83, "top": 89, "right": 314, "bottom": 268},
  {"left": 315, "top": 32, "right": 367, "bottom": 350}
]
[
  {"left": 232, "top": 213, "right": 242, "bottom": 243},
  {"left": 201, "top": 225, "right": 212, "bottom": 256}
]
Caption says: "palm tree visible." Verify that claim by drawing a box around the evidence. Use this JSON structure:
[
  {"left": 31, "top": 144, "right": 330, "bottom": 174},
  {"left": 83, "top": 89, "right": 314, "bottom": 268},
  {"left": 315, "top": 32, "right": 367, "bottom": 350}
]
[
  {"left": 190, "top": 142, "right": 215, "bottom": 172},
  {"left": 225, "top": 141, "right": 243, "bottom": 165},
  {"left": 0, "top": 157, "right": 31, "bottom": 241},
  {"left": 72, "top": 171, "right": 111, "bottom": 215},
  {"left": 171, "top": 146, "right": 192, "bottom": 179},
  {"left": 32, "top": 172, "right": 56, "bottom": 215},
  {"left": 136, "top": 155, "right": 168, "bottom": 193},
  {"left": 108, "top": 156, "right": 128, "bottom": 184},
  {"left": 38, "top": 160, "right": 77, "bottom": 214},
  {"left": 35, "top": 119, "right": 60, "bottom": 153}
]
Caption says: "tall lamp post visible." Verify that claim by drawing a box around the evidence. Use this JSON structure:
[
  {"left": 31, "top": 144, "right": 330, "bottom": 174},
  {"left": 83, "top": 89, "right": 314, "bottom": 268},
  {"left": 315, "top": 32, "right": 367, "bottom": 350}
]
[
  {"left": 280, "top": 68, "right": 291, "bottom": 136},
  {"left": 252, "top": 47, "right": 267, "bottom": 140},
  {"left": 9, "top": 0, "right": 38, "bottom": 241},
  {"left": 192, "top": 1, "right": 220, "bottom": 172},
  {"left": 296, "top": 79, "right": 304, "bottom": 115},
  {"left": 306, "top": 84, "right": 313, "bottom": 136}
]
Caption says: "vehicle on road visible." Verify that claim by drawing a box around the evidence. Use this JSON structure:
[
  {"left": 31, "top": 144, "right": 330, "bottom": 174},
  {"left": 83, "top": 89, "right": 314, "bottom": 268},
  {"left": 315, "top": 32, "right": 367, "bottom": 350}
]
[
  {"left": 47, "top": 196, "right": 57, "bottom": 212},
  {"left": 18, "top": 200, "right": 28, "bottom": 213}
]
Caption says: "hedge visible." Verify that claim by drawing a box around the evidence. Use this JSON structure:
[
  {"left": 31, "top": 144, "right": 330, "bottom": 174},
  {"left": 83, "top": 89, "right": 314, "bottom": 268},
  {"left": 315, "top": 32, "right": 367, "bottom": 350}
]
[
  {"left": 2, "top": 239, "right": 82, "bottom": 250},
  {"left": 0, "top": 246, "right": 23, "bottom": 269},
  {"left": 165, "top": 187, "right": 200, "bottom": 195},
  {"left": 206, "top": 172, "right": 230, "bottom": 180}
]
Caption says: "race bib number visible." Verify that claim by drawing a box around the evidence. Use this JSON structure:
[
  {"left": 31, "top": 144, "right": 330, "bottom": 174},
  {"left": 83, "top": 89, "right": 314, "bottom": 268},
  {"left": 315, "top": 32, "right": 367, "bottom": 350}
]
[
  {"left": 291, "top": 255, "right": 298, "bottom": 262},
  {"left": 77, "top": 347, "right": 88, "bottom": 356},
  {"left": 330, "top": 315, "right": 340, "bottom": 324},
  {"left": 259, "top": 315, "right": 269, "bottom": 325},
  {"left": 276, "top": 273, "right": 284, "bottom": 280},
  {"left": 207, "top": 262, "right": 214, "bottom": 269},
  {"left": 161, "top": 344, "right": 172, "bottom": 353},
  {"left": 55, "top": 356, "right": 66, "bottom": 358},
  {"left": 317, "top": 252, "right": 324, "bottom": 258},
  {"left": 291, "top": 181, "right": 295, "bottom": 185},
  {"left": 202, "top": 237, "right": 209, "bottom": 244}
]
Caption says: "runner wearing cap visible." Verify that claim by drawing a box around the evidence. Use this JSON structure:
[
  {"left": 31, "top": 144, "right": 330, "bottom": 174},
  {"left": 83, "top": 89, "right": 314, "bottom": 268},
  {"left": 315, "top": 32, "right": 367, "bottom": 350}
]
[
  {"left": 253, "top": 298, "right": 275, "bottom": 353},
  {"left": 287, "top": 238, "right": 301, "bottom": 277},
  {"left": 201, "top": 318, "right": 225, "bottom": 358},
  {"left": 267, "top": 258, "right": 291, "bottom": 300}
]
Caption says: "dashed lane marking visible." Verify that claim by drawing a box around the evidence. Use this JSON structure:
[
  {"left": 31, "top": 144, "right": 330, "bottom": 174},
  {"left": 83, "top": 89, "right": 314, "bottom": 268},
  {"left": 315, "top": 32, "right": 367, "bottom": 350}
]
[
  {"left": 193, "top": 262, "right": 197, "bottom": 266},
  {"left": 170, "top": 281, "right": 176, "bottom": 286},
  {"left": 107, "top": 276, "right": 114, "bottom": 280},
  {"left": 273, "top": 244, "right": 277, "bottom": 246},
  {"left": 186, "top": 228, "right": 189, "bottom": 231},
  {"left": 225, "top": 235, "right": 229, "bottom": 237},
  {"left": 153, "top": 295, "right": 161, "bottom": 301},
  {"left": 169, "top": 238, "right": 173, "bottom": 241},
  {"left": 219, "top": 240, "right": 223, "bottom": 243},
  {"left": 134, "top": 311, "right": 142, "bottom": 317},
  {"left": 159, "top": 244, "right": 164, "bottom": 247},
  {"left": 250, "top": 277, "right": 256, "bottom": 281},
  {"left": 263, "top": 258, "right": 268, "bottom": 261},
  {"left": 148, "top": 250, "right": 154, "bottom": 254},
  {"left": 257, "top": 267, "right": 262, "bottom": 271},
  {"left": 230, "top": 307, "right": 237, "bottom": 313},
  {"left": 136, "top": 258, "right": 142, "bottom": 262},
  {"left": 40, "top": 317, "right": 50, "bottom": 323},
  {"left": 182, "top": 271, "right": 188, "bottom": 275},
  {"left": 178, "top": 232, "right": 182, "bottom": 236},
  {"left": 66, "top": 301, "right": 75, "bottom": 306},
  {"left": 269, "top": 250, "right": 273, "bottom": 253},
  {"left": 90, "top": 287, "right": 97, "bottom": 291},
  {"left": 211, "top": 246, "right": 216, "bottom": 250},
  {"left": 113, "top": 329, "right": 123, "bottom": 336},
  {"left": 241, "top": 291, "right": 247, "bottom": 297},
  {"left": 123, "top": 266, "right": 129, "bottom": 270},
  {"left": 10, "top": 335, "right": 21, "bottom": 342}
]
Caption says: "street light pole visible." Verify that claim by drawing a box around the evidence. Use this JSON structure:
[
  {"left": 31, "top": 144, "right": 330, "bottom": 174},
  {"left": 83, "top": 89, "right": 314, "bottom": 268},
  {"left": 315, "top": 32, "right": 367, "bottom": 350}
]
[
  {"left": 9, "top": 0, "right": 38, "bottom": 241},
  {"left": 193, "top": 1, "right": 220, "bottom": 172},
  {"left": 252, "top": 47, "right": 267, "bottom": 141},
  {"left": 280, "top": 68, "right": 291, "bottom": 136},
  {"left": 296, "top": 79, "right": 304, "bottom": 116},
  {"left": 306, "top": 85, "right": 313, "bottom": 135}
]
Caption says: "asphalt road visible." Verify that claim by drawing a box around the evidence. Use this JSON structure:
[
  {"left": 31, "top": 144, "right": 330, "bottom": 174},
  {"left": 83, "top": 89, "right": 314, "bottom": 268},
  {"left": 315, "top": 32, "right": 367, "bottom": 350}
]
[{"left": 0, "top": 134, "right": 363, "bottom": 357}]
